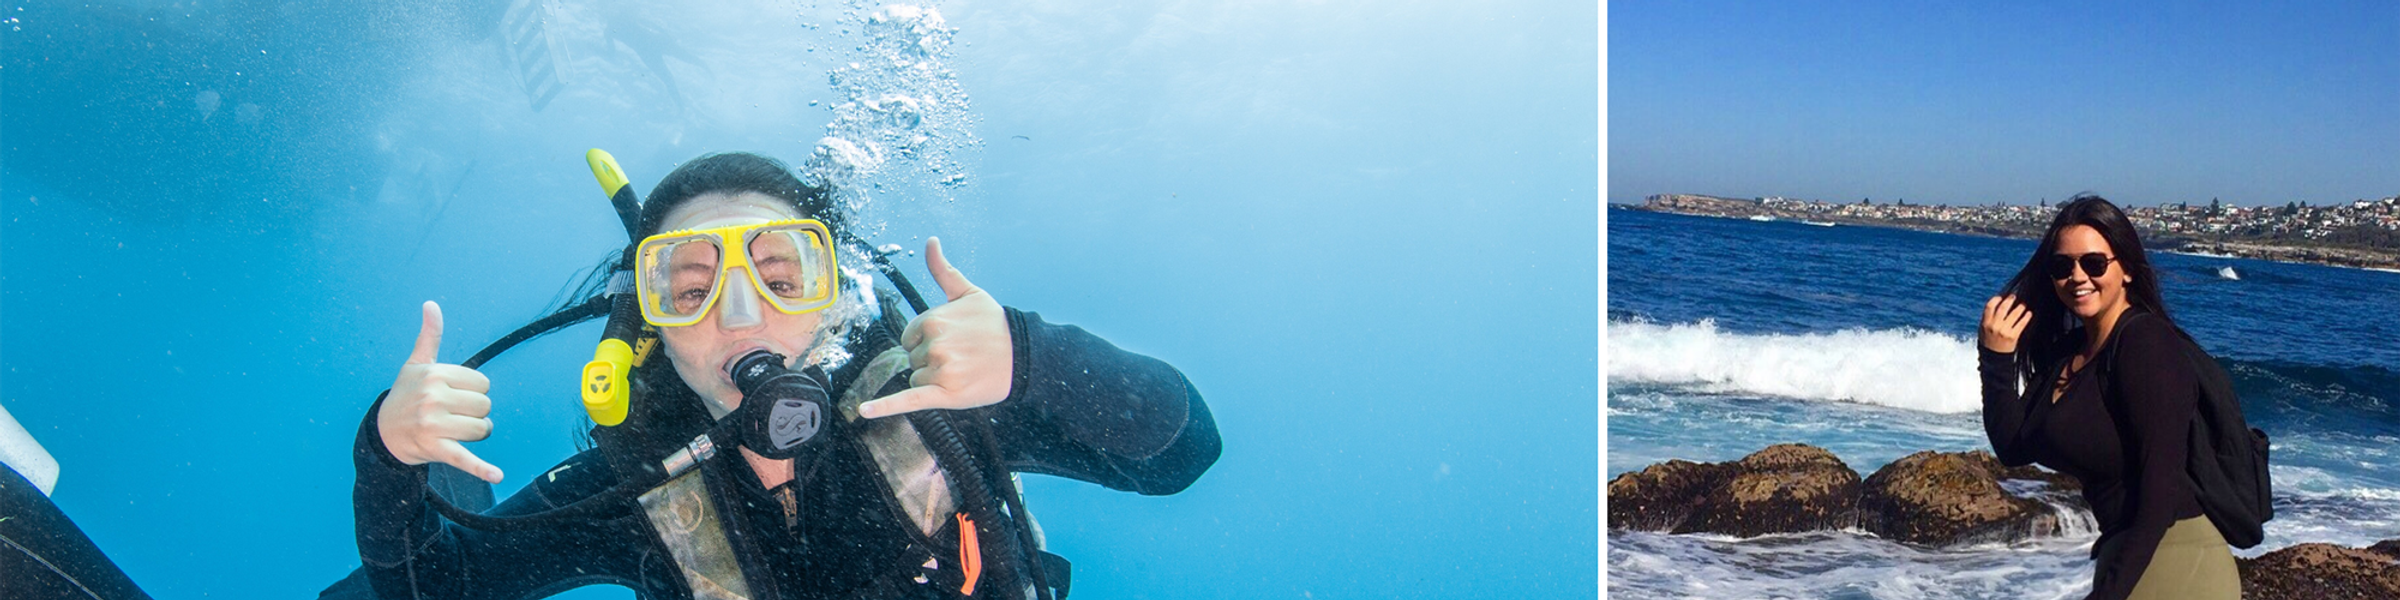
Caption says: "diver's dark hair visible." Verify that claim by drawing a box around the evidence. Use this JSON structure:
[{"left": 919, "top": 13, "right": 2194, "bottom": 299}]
[
  {"left": 637, "top": 152, "right": 838, "bottom": 238},
  {"left": 1996, "top": 194, "right": 2176, "bottom": 384}
]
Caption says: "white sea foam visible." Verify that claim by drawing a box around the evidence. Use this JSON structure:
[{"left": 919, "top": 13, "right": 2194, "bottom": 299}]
[
  {"left": 1609, "top": 319, "right": 1983, "bottom": 414},
  {"left": 1609, "top": 529, "right": 2096, "bottom": 600}
]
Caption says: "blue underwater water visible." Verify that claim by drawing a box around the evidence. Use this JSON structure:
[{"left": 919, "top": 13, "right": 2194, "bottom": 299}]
[
  {"left": 1608, "top": 207, "right": 2400, "bottom": 599},
  {"left": 0, "top": 1, "right": 1598, "bottom": 598}
]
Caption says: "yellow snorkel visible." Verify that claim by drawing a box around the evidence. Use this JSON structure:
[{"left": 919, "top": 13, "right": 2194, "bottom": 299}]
[
  {"left": 580, "top": 149, "right": 652, "bottom": 426},
  {"left": 589, "top": 148, "right": 641, "bottom": 235}
]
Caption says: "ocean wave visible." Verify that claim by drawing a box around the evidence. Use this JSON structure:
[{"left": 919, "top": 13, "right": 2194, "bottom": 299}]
[
  {"left": 1608, "top": 319, "right": 2400, "bottom": 421},
  {"left": 2246, "top": 471, "right": 2400, "bottom": 555},
  {"left": 1609, "top": 319, "right": 1982, "bottom": 413},
  {"left": 2229, "top": 361, "right": 2400, "bottom": 421}
]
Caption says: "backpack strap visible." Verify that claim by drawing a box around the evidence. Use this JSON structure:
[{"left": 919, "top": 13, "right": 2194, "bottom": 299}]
[
  {"left": 2105, "top": 310, "right": 2141, "bottom": 361},
  {"left": 2092, "top": 309, "right": 2156, "bottom": 384},
  {"left": 2088, "top": 310, "right": 2164, "bottom": 451}
]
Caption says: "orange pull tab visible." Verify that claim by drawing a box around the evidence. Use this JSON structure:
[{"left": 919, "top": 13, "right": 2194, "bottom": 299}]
[{"left": 956, "top": 513, "right": 982, "bottom": 596}]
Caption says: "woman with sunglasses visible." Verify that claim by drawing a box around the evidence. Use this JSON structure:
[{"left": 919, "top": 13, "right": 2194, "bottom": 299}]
[
  {"left": 348, "top": 152, "right": 1220, "bottom": 600},
  {"left": 1977, "top": 195, "right": 2236, "bottom": 600}
]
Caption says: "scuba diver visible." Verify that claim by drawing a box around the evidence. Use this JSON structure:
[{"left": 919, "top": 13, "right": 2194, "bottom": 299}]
[{"left": 340, "top": 151, "right": 1220, "bottom": 600}]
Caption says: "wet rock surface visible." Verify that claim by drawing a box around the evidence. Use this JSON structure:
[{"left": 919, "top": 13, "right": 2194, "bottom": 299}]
[
  {"left": 1857, "top": 450, "right": 2088, "bottom": 546},
  {"left": 1606, "top": 444, "right": 1862, "bottom": 537},
  {"left": 2238, "top": 541, "right": 2400, "bottom": 600},
  {"left": 1610, "top": 444, "right": 2080, "bottom": 545},
  {"left": 1605, "top": 458, "right": 1721, "bottom": 533},
  {"left": 1686, "top": 444, "right": 1864, "bottom": 537}
]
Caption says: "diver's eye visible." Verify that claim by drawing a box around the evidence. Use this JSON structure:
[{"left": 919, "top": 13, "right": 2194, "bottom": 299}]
[{"left": 673, "top": 288, "right": 711, "bottom": 312}]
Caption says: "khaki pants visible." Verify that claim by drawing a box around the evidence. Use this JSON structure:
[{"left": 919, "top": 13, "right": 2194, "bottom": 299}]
[{"left": 2124, "top": 516, "right": 2241, "bottom": 600}]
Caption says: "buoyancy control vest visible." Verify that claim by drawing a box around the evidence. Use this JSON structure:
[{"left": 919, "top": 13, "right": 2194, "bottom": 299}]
[{"left": 582, "top": 294, "right": 1068, "bottom": 600}]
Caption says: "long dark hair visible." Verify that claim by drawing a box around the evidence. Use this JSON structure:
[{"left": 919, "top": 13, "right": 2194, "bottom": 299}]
[{"left": 1996, "top": 194, "right": 2175, "bottom": 385}]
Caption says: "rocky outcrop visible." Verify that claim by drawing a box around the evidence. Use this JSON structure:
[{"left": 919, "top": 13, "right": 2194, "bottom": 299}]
[
  {"left": 1857, "top": 450, "right": 2087, "bottom": 546},
  {"left": 1613, "top": 444, "right": 2400, "bottom": 598},
  {"left": 1606, "top": 458, "right": 1721, "bottom": 532},
  {"left": 1610, "top": 445, "right": 2080, "bottom": 545},
  {"left": 1606, "top": 444, "right": 1862, "bottom": 537},
  {"left": 2238, "top": 541, "right": 2400, "bottom": 600},
  {"left": 1689, "top": 444, "right": 1863, "bottom": 537}
]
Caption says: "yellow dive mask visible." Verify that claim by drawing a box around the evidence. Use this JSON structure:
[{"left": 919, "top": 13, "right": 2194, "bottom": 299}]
[{"left": 635, "top": 219, "right": 839, "bottom": 328}]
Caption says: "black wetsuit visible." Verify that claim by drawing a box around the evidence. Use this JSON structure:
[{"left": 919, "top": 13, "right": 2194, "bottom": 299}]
[
  {"left": 1980, "top": 309, "right": 2205, "bottom": 600},
  {"left": 348, "top": 308, "right": 1220, "bottom": 600},
  {"left": 3, "top": 462, "right": 153, "bottom": 600}
]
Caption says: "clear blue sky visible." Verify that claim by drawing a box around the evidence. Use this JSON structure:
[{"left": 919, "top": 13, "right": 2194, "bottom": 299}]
[{"left": 1609, "top": 1, "right": 2399, "bottom": 207}]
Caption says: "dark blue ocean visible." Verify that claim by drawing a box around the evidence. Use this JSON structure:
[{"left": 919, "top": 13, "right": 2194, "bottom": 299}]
[
  {"left": 0, "top": 2, "right": 1597, "bottom": 598},
  {"left": 1608, "top": 207, "right": 2400, "bottom": 599}
]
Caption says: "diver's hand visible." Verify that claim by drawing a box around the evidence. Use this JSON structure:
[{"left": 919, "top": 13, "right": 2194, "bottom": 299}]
[
  {"left": 378, "top": 301, "right": 504, "bottom": 483},
  {"left": 858, "top": 237, "right": 1014, "bottom": 419},
  {"left": 1980, "top": 294, "right": 2032, "bottom": 354}
]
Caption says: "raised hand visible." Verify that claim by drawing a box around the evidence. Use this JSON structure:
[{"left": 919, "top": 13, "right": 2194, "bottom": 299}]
[
  {"left": 378, "top": 301, "right": 504, "bottom": 483},
  {"left": 1980, "top": 294, "right": 2033, "bottom": 354},
  {"left": 856, "top": 237, "right": 1014, "bottom": 419}
]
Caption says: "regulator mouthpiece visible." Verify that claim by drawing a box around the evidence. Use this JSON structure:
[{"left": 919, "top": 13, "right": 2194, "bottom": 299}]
[{"left": 728, "top": 350, "right": 834, "bottom": 460}]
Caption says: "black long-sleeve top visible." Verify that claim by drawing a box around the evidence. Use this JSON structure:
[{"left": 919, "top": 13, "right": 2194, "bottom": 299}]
[
  {"left": 1980, "top": 310, "right": 2204, "bottom": 600},
  {"left": 350, "top": 308, "right": 1221, "bottom": 600}
]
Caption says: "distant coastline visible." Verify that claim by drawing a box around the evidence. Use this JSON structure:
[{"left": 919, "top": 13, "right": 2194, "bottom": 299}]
[{"left": 1624, "top": 194, "right": 2400, "bottom": 271}]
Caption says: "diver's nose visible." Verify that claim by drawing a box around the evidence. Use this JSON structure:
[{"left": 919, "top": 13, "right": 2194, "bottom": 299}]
[{"left": 715, "top": 269, "right": 765, "bottom": 330}]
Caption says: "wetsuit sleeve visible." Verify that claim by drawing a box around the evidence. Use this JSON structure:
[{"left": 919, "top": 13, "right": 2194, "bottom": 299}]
[
  {"left": 0, "top": 462, "right": 151, "bottom": 600},
  {"left": 1979, "top": 346, "right": 2044, "bottom": 467},
  {"left": 983, "top": 308, "right": 1221, "bottom": 495},
  {"left": 2086, "top": 318, "right": 2202, "bottom": 600},
  {"left": 352, "top": 392, "right": 652, "bottom": 600}
]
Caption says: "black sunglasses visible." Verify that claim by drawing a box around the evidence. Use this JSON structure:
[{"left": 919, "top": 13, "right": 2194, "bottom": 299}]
[{"left": 2045, "top": 252, "right": 2119, "bottom": 280}]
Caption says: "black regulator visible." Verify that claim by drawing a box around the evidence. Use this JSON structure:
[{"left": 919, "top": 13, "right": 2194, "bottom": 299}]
[{"left": 728, "top": 350, "right": 837, "bottom": 461}]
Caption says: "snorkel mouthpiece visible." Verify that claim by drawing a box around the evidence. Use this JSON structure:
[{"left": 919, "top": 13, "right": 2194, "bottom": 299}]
[
  {"left": 582, "top": 338, "right": 635, "bottom": 426},
  {"left": 728, "top": 350, "right": 834, "bottom": 460},
  {"left": 581, "top": 278, "right": 645, "bottom": 427}
]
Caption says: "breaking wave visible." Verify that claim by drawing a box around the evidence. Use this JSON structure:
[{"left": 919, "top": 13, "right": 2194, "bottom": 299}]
[{"left": 1609, "top": 319, "right": 1983, "bottom": 414}]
